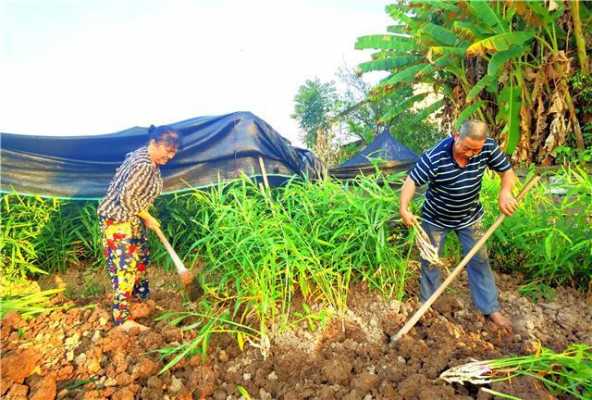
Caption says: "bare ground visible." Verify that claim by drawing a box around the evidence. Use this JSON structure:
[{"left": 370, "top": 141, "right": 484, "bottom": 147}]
[{"left": 1, "top": 265, "right": 590, "bottom": 400}]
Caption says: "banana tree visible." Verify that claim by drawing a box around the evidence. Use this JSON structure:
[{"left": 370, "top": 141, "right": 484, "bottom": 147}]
[{"left": 356, "top": 0, "right": 589, "bottom": 163}]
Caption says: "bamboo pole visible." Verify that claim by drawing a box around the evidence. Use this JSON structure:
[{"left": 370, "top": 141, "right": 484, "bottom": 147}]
[{"left": 258, "top": 156, "right": 270, "bottom": 190}]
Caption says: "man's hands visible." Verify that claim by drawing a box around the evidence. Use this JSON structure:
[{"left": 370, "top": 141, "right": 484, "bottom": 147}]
[
  {"left": 138, "top": 210, "right": 160, "bottom": 231},
  {"left": 400, "top": 177, "right": 419, "bottom": 227},
  {"left": 400, "top": 208, "right": 419, "bottom": 227},
  {"left": 498, "top": 189, "right": 518, "bottom": 216},
  {"left": 498, "top": 169, "right": 518, "bottom": 217}
]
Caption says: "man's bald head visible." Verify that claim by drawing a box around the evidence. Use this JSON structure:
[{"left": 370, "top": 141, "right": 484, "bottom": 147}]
[{"left": 459, "top": 120, "right": 489, "bottom": 141}]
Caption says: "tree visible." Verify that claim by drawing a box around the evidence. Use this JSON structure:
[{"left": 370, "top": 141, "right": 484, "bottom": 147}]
[
  {"left": 334, "top": 65, "right": 444, "bottom": 154},
  {"left": 356, "top": 0, "right": 591, "bottom": 164},
  {"left": 292, "top": 68, "right": 444, "bottom": 166},
  {"left": 291, "top": 78, "right": 339, "bottom": 149}
]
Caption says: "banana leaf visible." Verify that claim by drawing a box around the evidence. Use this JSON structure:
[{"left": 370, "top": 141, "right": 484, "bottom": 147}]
[
  {"left": 412, "top": 99, "right": 444, "bottom": 122},
  {"left": 358, "top": 56, "right": 421, "bottom": 73},
  {"left": 467, "top": 76, "right": 495, "bottom": 101},
  {"left": 467, "top": 31, "right": 534, "bottom": 56},
  {"left": 378, "top": 93, "right": 430, "bottom": 123},
  {"left": 380, "top": 63, "right": 433, "bottom": 87},
  {"left": 386, "top": 4, "right": 418, "bottom": 28},
  {"left": 468, "top": 1, "right": 505, "bottom": 32},
  {"left": 419, "top": 23, "right": 458, "bottom": 47},
  {"left": 487, "top": 45, "right": 525, "bottom": 76},
  {"left": 455, "top": 101, "right": 484, "bottom": 129},
  {"left": 498, "top": 80, "right": 521, "bottom": 155},
  {"left": 355, "top": 35, "right": 416, "bottom": 51},
  {"left": 452, "top": 21, "right": 489, "bottom": 40}
]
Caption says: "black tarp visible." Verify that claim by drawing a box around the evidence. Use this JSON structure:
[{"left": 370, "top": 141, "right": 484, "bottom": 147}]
[
  {"left": 329, "top": 130, "right": 418, "bottom": 179},
  {"left": 1, "top": 112, "right": 322, "bottom": 199}
]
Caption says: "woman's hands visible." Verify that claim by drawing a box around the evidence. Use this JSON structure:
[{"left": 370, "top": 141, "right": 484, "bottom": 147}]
[{"left": 138, "top": 210, "right": 160, "bottom": 231}]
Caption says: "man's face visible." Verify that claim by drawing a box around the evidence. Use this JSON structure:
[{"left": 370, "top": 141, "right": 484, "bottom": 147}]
[{"left": 454, "top": 136, "right": 485, "bottom": 159}]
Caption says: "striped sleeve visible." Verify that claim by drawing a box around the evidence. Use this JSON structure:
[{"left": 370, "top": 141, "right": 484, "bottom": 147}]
[
  {"left": 120, "top": 162, "right": 153, "bottom": 215},
  {"left": 409, "top": 152, "right": 435, "bottom": 186},
  {"left": 487, "top": 141, "right": 512, "bottom": 172}
]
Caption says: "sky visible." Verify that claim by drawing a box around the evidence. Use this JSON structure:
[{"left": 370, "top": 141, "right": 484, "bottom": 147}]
[{"left": 1, "top": 0, "right": 391, "bottom": 147}]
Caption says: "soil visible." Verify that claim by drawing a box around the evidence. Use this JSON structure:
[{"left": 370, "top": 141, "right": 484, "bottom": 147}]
[{"left": 1, "top": 264, "right": 590, "bottom": 400}]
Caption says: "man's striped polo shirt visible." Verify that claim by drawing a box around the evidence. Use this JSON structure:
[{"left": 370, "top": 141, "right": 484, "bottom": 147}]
[{"left": 409, "top": 136, "right": 511, "bottom": 229}]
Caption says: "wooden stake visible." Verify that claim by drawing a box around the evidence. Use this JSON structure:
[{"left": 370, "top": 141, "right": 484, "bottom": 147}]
[{"left": 258, "top": 156, "right": 270, "bottom": 190}]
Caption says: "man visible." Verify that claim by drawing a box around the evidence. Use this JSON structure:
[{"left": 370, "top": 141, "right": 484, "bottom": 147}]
[{"left": 399, "top": 120, "right": 517, "bottom": 329}]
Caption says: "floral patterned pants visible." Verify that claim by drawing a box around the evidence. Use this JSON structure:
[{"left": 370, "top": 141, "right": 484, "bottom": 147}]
[{"left": 100, "top": 217, "right": 150, "bottom": 325}]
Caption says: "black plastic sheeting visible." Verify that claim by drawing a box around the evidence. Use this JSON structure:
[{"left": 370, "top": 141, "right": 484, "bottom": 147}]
[
  {"left": 1, "top": 112, "right": 322, "bottom": 199},
  {"left": 330, "top": 130, "right": 418, "bottom": 179}
]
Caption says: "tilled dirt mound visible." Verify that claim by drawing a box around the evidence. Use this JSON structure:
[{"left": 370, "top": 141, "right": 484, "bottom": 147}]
[{"left": 1, "top": 270, "right": 590, "bottom": 400}]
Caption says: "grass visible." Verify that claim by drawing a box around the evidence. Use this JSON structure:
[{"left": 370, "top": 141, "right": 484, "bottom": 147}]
[
  {"left": 0, "top": 195, "right": 102, "bottom": 280},
  {"left": 440, "top": 343, "right": 592, "bottom": 399},
  {"left": 1, "top": 168, "right": 590, "bottom": 371},
  {"left": 150, "top": 173, "right": 413, "bottom": 369},
  {"left": 0, "top": 277, "right": 65, "bottom": 319},
  {"left": 3, "top": 168, "right": 588, "bottom": 291},
  {"left": 481, "top": 167, "right": 592, "bottom": 290}
]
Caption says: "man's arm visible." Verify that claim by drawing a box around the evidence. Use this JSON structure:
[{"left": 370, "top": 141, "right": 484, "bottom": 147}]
[
  {"left": 498, "top": 169, "right": 518, "bottom": 216},
  {"left": 400, "top": 176, "right": 419, "bottom": 227}
]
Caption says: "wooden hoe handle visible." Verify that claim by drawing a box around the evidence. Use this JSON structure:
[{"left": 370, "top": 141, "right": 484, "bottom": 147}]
[{"left": 153, "top": 227, "right": 189, "bottom": 275}]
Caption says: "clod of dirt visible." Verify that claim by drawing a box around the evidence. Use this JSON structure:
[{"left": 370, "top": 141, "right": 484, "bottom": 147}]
[
  {"left": 140, "top": 330, "right": 165, "bottom": 350},
  {"left": 29, "top": 373, "right": 57, "bottom": 400},
  {"left": 396, "top": 335, "right": 429, "bottom": 359},
  {"left": 433, "top": 294, "right": 464, "bottom": 315},
  {"left": 6, "top": 383, "right": 29, "bottom": 399},
  {"left": 321, "top": 357, "right": 353, "bottom": 385},
  {"left": 189, "top": 364, "right": 217, "bottom": 399},
  {"left": 272, "top": 348, "right": 309, "bottom": 381},
  {"left": 218, "top": 349, "right": 229, "bottom": 362},
  {"left": 1, "top": 348, "right": 42, "bottom": 385},
  {"left": 351, "top": 371, "right": 380, "bottom": 393},
  {"left": 111, "top": 386, "right": 135, "bottom": 400},
  {"left": 492, "top": 376, "right": 558, "bottom": 400},
  {"left": 130, "top": 300, "right": 156, "bottom": 319},
  {"left": 115, "top": 372, "right": 133, "bottom": 386},
  {"left": 168, "top": 375, "right": 184, "bottom": 393},
  {"left": 131, "top": 356, "right": 159, "bottom": 380},
  {"left": 399, "top": 373, "right": 430, "bottom": 399},
  {"left": 139, "top": 385, "right": 163, "bottom": 400},
  {"left": 1, "top": 311, "right": 25, "bottom": 335}
]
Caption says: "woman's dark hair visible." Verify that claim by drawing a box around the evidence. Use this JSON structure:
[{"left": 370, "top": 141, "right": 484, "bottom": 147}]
[{"left": 148, "top": 125, "right": 180, "bottom": 148}]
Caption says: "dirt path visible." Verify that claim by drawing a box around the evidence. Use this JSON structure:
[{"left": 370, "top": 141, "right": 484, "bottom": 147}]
[{"left": 1, "top": 267, "right": 590, "bottom": 400}]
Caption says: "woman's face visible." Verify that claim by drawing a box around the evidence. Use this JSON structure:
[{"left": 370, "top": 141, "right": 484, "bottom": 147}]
[{"left": 151, "top": 141, "right": 177, "bottom": 165}]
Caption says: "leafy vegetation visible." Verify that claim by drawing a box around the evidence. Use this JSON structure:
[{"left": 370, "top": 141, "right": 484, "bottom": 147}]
[
  {"left": 0, "top": 270, "right": 67, "bottom": 328},
  {"left": 292, "top": 68, "right": 443, "bottom": 166},
  {"left": 441, "top": 343, "right": 592, "bottom": 400},
  {"left": 482, "top": 167, "right": 592, "bottom": 290},
  {"left": 356, "top": 0, "right": 592, "bottom": 164},
  {"left": 2, "top": 169, "right": 589, "bottom": 293},
  {"left": 2, "top": 170, "right": 590, "bottom": 370},
  {"left": 0, "top": 195, "right": 103, "bottom": 280},
  {"left": 291, "top": 78, "right": 339, "bottom": 149}
]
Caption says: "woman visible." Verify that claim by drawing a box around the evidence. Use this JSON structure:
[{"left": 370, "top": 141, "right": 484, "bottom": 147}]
[{"left": 98, "top": 125, "right": 179, "bottom": 331}]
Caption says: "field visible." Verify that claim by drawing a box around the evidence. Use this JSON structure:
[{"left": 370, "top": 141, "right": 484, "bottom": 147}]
[{"left": 1, "top": 168, "right": 591, "bottom": 399}]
